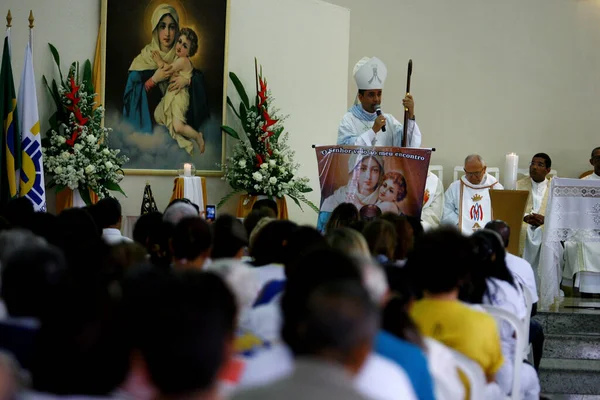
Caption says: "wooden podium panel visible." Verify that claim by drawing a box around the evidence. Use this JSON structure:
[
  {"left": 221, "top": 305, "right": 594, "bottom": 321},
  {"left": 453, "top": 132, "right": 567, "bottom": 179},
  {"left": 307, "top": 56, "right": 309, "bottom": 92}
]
[{"left": 489, "top": 189, "right": 529, "bottom": 255}]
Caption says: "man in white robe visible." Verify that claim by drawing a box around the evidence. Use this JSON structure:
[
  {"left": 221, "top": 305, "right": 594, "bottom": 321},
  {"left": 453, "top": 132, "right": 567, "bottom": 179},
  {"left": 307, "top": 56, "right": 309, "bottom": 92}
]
[
  {"left": 337, "top": 57, "right": 422, "bottom": 148},
  {"left": 442, "top": 155, "right": 503, "bottom": 235},
  {"left": 421, "top": 172, "right": 444, "bottom": 231},
  {"left": 516, "top": 153, "right": 552, "bottom": 276},
  {"left": 563, "top": 146, "right": 600, "bottom": 293}
]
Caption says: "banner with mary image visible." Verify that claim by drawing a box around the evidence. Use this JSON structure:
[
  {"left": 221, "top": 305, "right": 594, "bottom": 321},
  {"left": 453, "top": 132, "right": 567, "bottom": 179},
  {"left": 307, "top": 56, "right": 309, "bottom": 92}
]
[{"left": 315, "top": 145, "right": 432, "bottom": 232}]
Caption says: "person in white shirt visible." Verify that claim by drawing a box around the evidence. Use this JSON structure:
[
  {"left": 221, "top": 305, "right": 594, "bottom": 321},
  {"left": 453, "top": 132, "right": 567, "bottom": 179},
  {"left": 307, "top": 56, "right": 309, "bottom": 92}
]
[
  {"left": 442, "top": 154, "right": 503, "bottom": 234},
  {"left": 516, "top": 153, "right": 552, "bottom": 273},
  {"left": 485, "top": 220, "right": 544, "bottom": 371},
  {"left": 463, "top": 230, "right": 540, "bottom": 400},
  {"left": 338, "top": 56, "right": 422, "bottom": 148},
  {"left": 421, "top": 172, "right": 444, "bottom": 231},
  {"left": 94, "top": 197, "right": 133, "bottom": 245}
]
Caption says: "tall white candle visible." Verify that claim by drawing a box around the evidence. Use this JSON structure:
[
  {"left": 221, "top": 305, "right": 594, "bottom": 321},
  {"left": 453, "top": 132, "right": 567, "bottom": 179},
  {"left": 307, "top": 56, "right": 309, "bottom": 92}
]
[
  {"left": 504, "top": 153, "right": 519, "bottom": 190},
  {"left": 183, "top": 163, "right": 192, "bottom": 177}
]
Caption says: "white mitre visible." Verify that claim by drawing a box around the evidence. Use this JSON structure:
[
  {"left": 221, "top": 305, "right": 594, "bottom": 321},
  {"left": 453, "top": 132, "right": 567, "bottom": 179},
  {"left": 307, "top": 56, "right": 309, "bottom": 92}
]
[{"left": 353, "top": 57, "right": 387, "bottom": 90}]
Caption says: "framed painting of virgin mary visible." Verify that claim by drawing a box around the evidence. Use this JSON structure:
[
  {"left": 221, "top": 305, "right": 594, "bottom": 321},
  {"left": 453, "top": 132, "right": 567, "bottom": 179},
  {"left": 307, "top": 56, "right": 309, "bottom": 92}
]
[{"left": 100, "top": 0, "right": 229, "bottom": 175}]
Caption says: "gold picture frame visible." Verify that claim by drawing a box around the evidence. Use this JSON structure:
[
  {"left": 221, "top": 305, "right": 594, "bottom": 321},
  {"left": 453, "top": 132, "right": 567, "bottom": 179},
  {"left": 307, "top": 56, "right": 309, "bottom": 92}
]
[{"left": 99, "top": 0, "right": 230, "bottom": 176}]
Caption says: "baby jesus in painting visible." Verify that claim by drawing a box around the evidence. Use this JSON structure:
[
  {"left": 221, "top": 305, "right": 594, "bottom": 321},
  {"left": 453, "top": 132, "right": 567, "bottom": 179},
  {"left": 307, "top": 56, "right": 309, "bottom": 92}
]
[
  {"left": 153, "top": 27, "right": 205, "bottom": 155},
  {"left": 376, "top": 171, "right": 408, "bottom": 214}
]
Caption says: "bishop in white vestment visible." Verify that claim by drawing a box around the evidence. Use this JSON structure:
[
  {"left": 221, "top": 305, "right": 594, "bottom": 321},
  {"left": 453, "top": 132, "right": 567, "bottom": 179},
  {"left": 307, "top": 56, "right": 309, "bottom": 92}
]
[
  {"left": 421, "top": 172, "right": 444, "bottom": 231},
  {"left": 516, "top": 153, "right": 553, "bottom": 276},
  {"left": 442, "top": 155, "right": 503, "bottom": 235},
  {"left": 337, "top": 57, "right": 422, "bottom": 147},
  {"left": 563, "top": 147, "right": 600, "bottom": 293}
]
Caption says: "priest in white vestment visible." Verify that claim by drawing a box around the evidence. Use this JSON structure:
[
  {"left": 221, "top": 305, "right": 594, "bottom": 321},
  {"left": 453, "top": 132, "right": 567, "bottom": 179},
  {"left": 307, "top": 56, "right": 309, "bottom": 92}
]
[
  {"left": 442, "top": 155, "right": 503, "bottom": 235},
  {"left": 337, "top": 57, "right": 422, "bottom": 147},
  {"left": 516, "top": 153, "right": 552, "bottom": 276},
  {"left": 563, "top": 147, "right": 600, "bottom": 293},
  {"left": 421, "top": 172, "right": 444, "bottom": 231}
]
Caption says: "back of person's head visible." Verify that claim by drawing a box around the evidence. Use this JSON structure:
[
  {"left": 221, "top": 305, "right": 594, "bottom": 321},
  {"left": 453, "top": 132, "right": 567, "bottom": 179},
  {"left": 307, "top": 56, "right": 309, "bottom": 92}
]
[
  {"left": 363, "top": 219, "right": 397, "bottom": 260},
  {"left": 354, "top": 256, "right": 388, "bottom": 305},
  {"left": 282, "top": 226, "right": 328, "bottom": 273},
  {"left": 1, "top": 245, "right": 65, "bottom": 319},
  {"left": 93, "top": 197, "right": 122, "bottom": 229},
  {"left": 247, "top": 216, "right": 274, "bottom": 251},
  {"left": 31, "top": 262, "right": 127, "bottom": 395},
  {"left": 325, "top": 202, "right": 359, "bottom": 233},
  {"left": 282, "top": 248, "right": 363, "bottom": 349},
  {"left": 212, "top": 214, "right": 248, "bottom": 259},
  {"left": 405, "top": 227, "right": 474, "bottom": 294},
  {"left": 382, "top": 266, "right": 424, "bottom": 348},
  {"left": 326, "top": 227, "right": 371, "bottom": 259},
  {"left": 405, "top": 215, "right": 424, "bottom": 244},
  {"left": 250, "top": 220, "right": 298, "bottom": 266},
  {"left": 0, "top": 229, "right": 47, "bottom": 268},
  {"left": 2, "top": 197, "right": 34, "bottom": 228},
  {"left": 123, "top": 269, "right": 237, "bottom": 397},
  {"left": 380, "top": 213, "right": 413, "bottom": 260},
  {"left": 484, "top": 220, "right": 510, "bottom": 248},
  {"left": 163, "top": 200, "right": 199, "bottom": 225},
  {"left": 133, "top": 211, "right": 163, "bottom": 246},
  {"left": 25, "top": 212, "right": 61, "bottom": 248},
  {"left": 252, "top": 199, "right": 278, "bottom": 217},
  {"left": 347, "top": 219, "right": 365, "bottom": 233},
  {"left": 171, "top": 217, "right": 212, "bottom": 263},
  {"left": 461, "top": 229, "right": 514, "bottom": 304},
  {"left": 58, "top": 207, "right": 100, "bottom": 244},
  {"left": 205, "top": 258, "right": 259, "bottom": 312},
  {"left": 108, "top": 242, "right": 148, "bottom": 276},
  {"left": 359, "top": 204, "right": 382, "bottom": 222},
  {"left": 243, "top": 208, "right": 276, "bottom": 238},
  {"left": 286, "top": 280, "right": 378, "bottom": 373},
  {"left": 56, "top": 209, "right": 111, "bottom": 288},
  {"left": 147, "top": 221, "right": 175, "bottom": 269}
]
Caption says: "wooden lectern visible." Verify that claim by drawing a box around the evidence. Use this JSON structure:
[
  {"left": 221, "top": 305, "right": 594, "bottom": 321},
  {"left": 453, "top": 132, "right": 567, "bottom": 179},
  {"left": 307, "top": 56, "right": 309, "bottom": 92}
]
[{"left": 489, "top": 189, "right": 529, "bottom": 255}]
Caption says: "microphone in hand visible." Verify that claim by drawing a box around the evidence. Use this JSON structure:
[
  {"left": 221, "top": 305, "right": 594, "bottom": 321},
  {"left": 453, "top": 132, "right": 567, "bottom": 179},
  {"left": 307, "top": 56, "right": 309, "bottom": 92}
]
[{"left": 375, "top": 105, "right": 386, "bottom": 132}]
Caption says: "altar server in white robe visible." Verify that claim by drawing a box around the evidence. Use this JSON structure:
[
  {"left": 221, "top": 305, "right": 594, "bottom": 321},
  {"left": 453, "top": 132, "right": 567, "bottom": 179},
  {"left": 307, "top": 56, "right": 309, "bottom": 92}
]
[
  {"left": 421, "top": 172, "right": 444, "bottom": 231},
  {"left": 516, "top": 153, "right": 552, "bottom": 275},
  {"left": 563, "top": 147, "right": 600, "bottom": 292},
  {"left": 338, "top": 57, "right": 422, "bottom": 147},
  {"left": 442, "top": 154, "right": 503, "bottom": 234}
]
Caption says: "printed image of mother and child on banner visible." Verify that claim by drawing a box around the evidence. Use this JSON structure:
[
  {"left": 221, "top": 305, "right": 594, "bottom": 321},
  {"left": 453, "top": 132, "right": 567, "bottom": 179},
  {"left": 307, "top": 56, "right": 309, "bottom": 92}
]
[{"left": 315, "top": 145, "right": 432, "bottom": 232}]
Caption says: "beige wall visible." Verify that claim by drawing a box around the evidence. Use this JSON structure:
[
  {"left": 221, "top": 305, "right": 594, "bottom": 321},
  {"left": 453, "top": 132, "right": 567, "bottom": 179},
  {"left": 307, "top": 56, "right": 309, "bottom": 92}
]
[
  {"left": 326, "top": 0, "right": 600, "bottom": 186},
  {"left": 3, "top": 0, "right": 349, "bottom": 225}
]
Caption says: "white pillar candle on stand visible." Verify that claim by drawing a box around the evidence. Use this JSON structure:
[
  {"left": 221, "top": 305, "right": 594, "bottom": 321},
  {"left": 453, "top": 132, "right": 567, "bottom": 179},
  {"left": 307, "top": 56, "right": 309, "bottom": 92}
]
[
  {"left": 504, "top": 153, "right": 519, "bottom": 190},
  {"left": 183, "top": 163, "right": 192, "bottom": 177}
]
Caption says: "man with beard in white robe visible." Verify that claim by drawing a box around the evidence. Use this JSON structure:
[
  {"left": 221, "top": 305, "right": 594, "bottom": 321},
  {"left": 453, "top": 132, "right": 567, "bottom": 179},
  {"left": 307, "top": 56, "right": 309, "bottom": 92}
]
[{"left": 442, "top": 155, "right": 504, "bottom": 235}]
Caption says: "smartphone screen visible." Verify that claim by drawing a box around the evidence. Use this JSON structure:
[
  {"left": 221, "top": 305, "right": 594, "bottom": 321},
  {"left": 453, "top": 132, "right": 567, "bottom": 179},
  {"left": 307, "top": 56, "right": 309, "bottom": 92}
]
[{"left": 206, "top": 205, "right": 216, "bottom": 221}]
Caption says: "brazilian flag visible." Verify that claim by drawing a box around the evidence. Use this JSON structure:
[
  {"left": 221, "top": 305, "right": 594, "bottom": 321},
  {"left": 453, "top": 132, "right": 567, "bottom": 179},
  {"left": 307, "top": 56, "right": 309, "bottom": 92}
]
[{"left": 0, "top": 31, "right": 21, "bottom": 210}]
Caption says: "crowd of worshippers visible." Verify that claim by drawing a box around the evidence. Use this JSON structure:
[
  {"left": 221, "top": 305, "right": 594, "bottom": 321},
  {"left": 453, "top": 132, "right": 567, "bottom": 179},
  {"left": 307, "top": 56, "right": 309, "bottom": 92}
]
[{"left": 0, "top": 194, "right": 548, "bottom": 400}]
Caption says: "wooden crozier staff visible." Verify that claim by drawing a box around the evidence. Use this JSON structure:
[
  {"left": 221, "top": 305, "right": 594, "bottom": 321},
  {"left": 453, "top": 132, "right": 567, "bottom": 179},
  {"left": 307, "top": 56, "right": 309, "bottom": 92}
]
[{"left": 401, "top": 59, "right": 413, "bottom": 148}]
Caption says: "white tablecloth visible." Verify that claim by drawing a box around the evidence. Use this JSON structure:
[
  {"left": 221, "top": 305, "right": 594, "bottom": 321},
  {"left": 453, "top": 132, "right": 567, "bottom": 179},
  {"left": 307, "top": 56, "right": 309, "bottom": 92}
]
[{"left": 539, "top": 178, "right": 600, "bottom": 309}]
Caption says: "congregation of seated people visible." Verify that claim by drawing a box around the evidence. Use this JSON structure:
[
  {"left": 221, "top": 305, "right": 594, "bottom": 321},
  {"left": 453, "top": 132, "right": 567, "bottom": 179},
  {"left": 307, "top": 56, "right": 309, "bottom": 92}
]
[{"left": 0, "top": 191, "right": 550, "bottom": 400}]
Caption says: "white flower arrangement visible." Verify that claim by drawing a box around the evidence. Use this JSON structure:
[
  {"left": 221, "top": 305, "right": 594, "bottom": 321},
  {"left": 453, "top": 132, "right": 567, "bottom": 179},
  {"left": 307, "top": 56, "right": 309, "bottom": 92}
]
[
  {"left": 42, "top": 45, "right": 128, "bottom": 204},
  {"left": 219, "top": 61, "right": 317, "bottom": 212}
]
